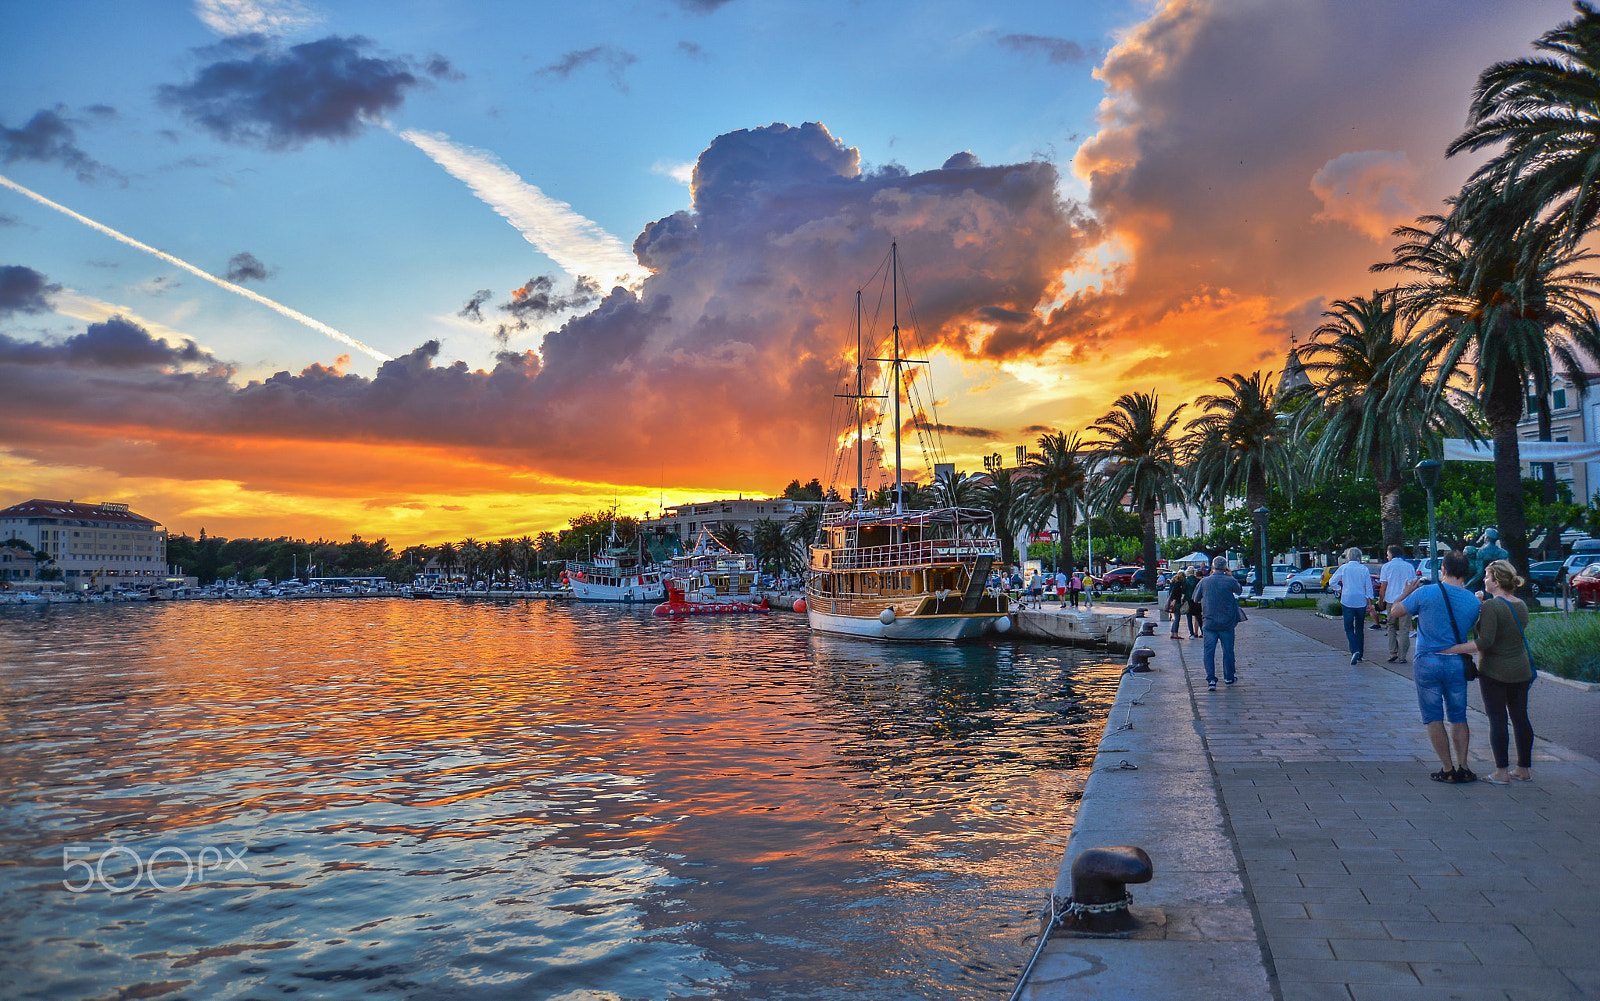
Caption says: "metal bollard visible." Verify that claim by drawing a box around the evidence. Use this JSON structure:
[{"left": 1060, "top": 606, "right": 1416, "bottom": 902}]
[
  {"left": 1133, "top": 607, "right": 1146, "bottom": 618},
  {"left": 1058, "top": 845, "right": 1153, "bottom": 934},
  {"left": 1130, "top": 647, "right": 1155, "bottom": 672},
  {"left": 1138, "top": 620, "right": 1156, "bottom": 637}
]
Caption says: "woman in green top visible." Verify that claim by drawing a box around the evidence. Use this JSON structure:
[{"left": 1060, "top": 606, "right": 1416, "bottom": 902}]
[{"left": 1442, "top": 559, "right": 1534, "bottom": 784}]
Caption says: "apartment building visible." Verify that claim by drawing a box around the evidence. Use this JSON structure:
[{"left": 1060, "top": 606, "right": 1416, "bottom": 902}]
[{"left": 0, "top": 498, "right": 168, "bottom": 588}]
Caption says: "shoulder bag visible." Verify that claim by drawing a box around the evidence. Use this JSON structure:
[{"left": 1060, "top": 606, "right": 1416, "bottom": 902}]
[
  {"left": 1441, "top": 583, "right": 1477, "bottom": 682},
  {"left": 1498, "top": 595, "right": 1538, "bottom": 681}
]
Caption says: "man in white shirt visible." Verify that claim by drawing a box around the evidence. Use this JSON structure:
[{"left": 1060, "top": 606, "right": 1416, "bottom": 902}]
[
  {"left": 1378, "top": 544, "right": 1416, "bottom": 664},
  {"left": 1329, "top": 547, "right": 1375, "bottom": 665}
]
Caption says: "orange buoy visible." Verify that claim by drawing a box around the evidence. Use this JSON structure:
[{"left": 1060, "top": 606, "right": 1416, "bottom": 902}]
[{"left": 793, "top": 598, "right": 807, "bottom": 613}]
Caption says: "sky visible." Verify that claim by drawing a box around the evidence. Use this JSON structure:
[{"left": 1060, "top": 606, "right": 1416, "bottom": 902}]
[{"left": 0, "top": 0, "right": 1574, "bottom": 546}]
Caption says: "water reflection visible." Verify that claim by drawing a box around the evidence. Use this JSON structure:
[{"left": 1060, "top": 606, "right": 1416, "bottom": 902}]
[{"left": 0, "top": 600, "right": 1120, "bottom": 1000}]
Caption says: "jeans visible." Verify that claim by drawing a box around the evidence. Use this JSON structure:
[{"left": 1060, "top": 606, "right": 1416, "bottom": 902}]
[
  {"left": 1341, "top": 604, "right": 1366, "bottom": 657},
  {"left": 1203, "top": 626, "right": 1236, "bottom": 684},
  {"left": 1414, "top": 653, "right": 1469, "bottom": 724}
]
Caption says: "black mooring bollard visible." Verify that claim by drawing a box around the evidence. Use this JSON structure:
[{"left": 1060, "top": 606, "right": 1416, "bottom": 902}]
[
  {"left": 1059, "top": 845, "right": 1153, "bottom": 934},
  {"left": 1139, "top": 620, "right": 1156, "bottom": 636},
  {"left": 1129, "top": 647, "right": 1155, "bottom": 672}
]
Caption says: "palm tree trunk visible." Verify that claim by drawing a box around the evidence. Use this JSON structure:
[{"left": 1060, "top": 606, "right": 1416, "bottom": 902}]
[
  {"left": 1141, "top": 498, "right": 1160, "bottom": 591},
  {"left": 1537, "top": 394, "right": 1558, "bottom": 559},
  {"left": 1374, "top": 464, "right": 1404, "bottom": 551},
  {"left": 1058, "top": 500, "right": 1077, "bottom": 577},
  {"left": 1486, "top": 370, "right": 1533, "bottom": 589}
]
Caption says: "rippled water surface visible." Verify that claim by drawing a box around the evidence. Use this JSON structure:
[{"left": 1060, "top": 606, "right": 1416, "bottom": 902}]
[{"left": 0, "top": 599, "right": 1120, "bottom": 1000}]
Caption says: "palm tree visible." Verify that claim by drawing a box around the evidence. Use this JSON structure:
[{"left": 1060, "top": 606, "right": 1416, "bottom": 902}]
[
  {"left": 1186, "top": 371, "right": 1298, "bottom": 582},
  {"left": 783, "top": 505, "right": 824, "bottom": 570},
  {"left": 1300, "top": 292, "right": 1475, "bottom": 549},
  {"left": 1024, "top": 432, "right": 1095, "bottom": 576},
  {"left": 458, "top": 538, "right": 484, "bottom": 588},
  {"left": 516, "top": 535, "right": 536, "bottom": 585},
  {"left": 752, "top": 517, "right": 786, "bottom": 573},
  {"left": 1378, "top": 211, "right": 1600, "bottom": 577},
  {"left": 930, "top": 467, "right": 983, "bottom": 508},
  {"left": 1091, "top": 392, "right": 1188, "bottom": 584},
  {"left": 436, "top": 541, "right": 458, "bottom": 587},
  {"left": 712, "top": 523, "right": 751, "bottom": 554},
  {"left": 979, "top": 465, "right": 1040, "bottom": 570},
  {"left": 1447, "top": 2, "right": 1600, "bottom": 249}
]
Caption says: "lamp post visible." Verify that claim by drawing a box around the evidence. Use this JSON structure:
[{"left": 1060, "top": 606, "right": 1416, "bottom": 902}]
[
  {"left": 1415, "top": 460, "right": 1441, "bottom": 583},
  {"left": 1253, "top": 506, "right": 1271, "bottom": 595}
]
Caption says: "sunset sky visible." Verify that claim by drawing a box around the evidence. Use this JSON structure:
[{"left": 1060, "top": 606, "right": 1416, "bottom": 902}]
[{"left": 0, "top": 0, "right": 1570, "bottom": 545}]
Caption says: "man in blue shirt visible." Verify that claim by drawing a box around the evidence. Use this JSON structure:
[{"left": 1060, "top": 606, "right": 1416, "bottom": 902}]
[
  {"left": 1194, "top": 556, "right": 1244, "bottom": 691},
  {"left": 1398, "top": 550, "right": 1481, "bottom": 783}
]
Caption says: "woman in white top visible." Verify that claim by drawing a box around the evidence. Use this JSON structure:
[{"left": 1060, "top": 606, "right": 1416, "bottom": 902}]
[{"left": 1329, "top": 547, "right": 1375, "bottom": 665}]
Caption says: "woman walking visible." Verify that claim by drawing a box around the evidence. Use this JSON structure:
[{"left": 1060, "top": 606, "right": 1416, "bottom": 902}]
[{"left": 1442, "top": 560, "right": 1535, "bottom": 784}]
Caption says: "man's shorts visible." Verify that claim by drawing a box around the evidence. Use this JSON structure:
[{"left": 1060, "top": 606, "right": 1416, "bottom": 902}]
[{"left": 1413, "top": 653, "right": 1469, "bottom": 724}]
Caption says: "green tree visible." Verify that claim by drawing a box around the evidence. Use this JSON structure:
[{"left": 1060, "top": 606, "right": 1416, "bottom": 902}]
[
  {"left": 753, "top": 517, "right": 786, "bottom": 573},
  {"left": 979, "top": 465, "right": 1040, "bottom": 570},
  {"left": 783, "top": 478, "right": 825, "bottom": 501},
  {"left": 1024, "top": 431, "right": 1095, "bottom": 576},
  {"left": 1187, "top": 371, "right": 1298, "bottom": 582},
  {"left": 712, "top": 523, "right": 751, "bottom": 554},
  {"left": 784, "top": 505, "right": 823, "bottom": 569},
  {"left": 1300, "top": 293, "right": 1475, "bottom": 550},
  {"left": 1379, "top": 211, "right": 1600, "bottom": 579},
  {"left": 930, "top": 467, "right": 983, "bottom": 508},
  {"left": 1091, "top": 392, "right": 1188, "bottom": 582}
]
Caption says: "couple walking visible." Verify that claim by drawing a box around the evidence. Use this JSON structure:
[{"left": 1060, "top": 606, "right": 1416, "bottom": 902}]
[{"left": 1331, "top": 545, "right": 1418, "bottom": 665}]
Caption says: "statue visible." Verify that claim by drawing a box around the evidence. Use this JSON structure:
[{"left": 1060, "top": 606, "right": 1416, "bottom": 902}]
[{"left": 1467, "top": 529, "right": 1507, "bottom": 591}]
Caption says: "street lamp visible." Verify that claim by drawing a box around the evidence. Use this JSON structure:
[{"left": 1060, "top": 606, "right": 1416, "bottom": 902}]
[
  {"left": 1253, "top": 506, "right": 1271, "bottom": 594},
  {"left": 1415, "top": 459, "right": 1441, "bottom": 583}
]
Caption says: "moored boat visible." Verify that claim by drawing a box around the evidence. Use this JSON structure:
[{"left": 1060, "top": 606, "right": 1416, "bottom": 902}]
[
  {"left": 565, "top": 526, "right": 667, "bottom": 603},
  {"left": 653, "top": 528, "right": 768, "bottom": 615}
]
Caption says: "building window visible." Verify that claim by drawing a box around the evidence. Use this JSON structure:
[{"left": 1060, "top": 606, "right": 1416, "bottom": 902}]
[
  {"left": 1554, "top": 388, "right": 1568, "bottom": 410},
  {"left": 1166, "top": 519, "right": 1183, "bottom": 537}
]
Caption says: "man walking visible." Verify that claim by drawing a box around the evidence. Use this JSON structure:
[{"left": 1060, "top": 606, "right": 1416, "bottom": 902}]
[
  {"left": 1195, "top": 556, "right": 1245, "bottom": 691},
  {"left": 1378, "top": 544, "right": 1415, "bottom": 664},
  {"left": 1396, "top": 550, "right": 1480, "bottom": 783},
  {"left": 1330, "top": 547, "right": 1374, "bottom": 665}
]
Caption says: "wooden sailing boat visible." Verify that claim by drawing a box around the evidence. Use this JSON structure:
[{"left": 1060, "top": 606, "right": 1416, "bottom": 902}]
[{"left": 803, "top": 244, "right": 1012, "bottom": 641}]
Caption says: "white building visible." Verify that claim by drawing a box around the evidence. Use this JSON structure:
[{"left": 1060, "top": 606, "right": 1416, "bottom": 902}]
[
  {"left": 0, "top": 499, "right": 168, "bottom": 589},
  {"left": 1520, "top": 370, "right": 1599, "bottom": 505},
  {"left": 640, "top": 497, "right": 809, "bottom": 548}
]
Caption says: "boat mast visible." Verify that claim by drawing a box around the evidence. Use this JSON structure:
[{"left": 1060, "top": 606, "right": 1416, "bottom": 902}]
[
  {"left": 892, "top": 242, "right": 903, "bottom": 516},
  {"left": 856, "top": 288, "right": 865, "bottom": 511}
]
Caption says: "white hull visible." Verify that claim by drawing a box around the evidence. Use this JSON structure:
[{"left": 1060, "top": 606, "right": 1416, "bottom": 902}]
[
  {"left": 806, "top": 606, "right": 1006, "bottom": 642},
  {"left": 570, "top": 579, "right": 665, "bottom": 603}
]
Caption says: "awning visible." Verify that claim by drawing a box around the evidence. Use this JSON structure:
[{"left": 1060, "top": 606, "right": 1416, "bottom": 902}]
[
  {"left": 1174, "top": 551, "right": 1211, "bottom": 564},
  {"left": 1442, "top": 438, "right": 1600, "bottom": 463}
]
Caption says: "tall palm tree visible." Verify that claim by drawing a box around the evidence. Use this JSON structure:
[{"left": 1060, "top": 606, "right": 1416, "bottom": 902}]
[
  {"left": 1186, "top": 371, "right": 1298, "bottom": 582},
  {"left": 436, "top": 541, "right": 458, "bottom": 586},
  {"left": 1378, "top": 211, "right": 1600, "bottom": 577},
  {"left": 1091, "top": 392, "right": 1188, "bottom": 584},
  {"left": 1024, "top": 432, "right": 1095, "bottom": 576},
  {"left": 930, "top": 468, "right": 983, "bottom": 508},
  {"left": 979, "top": 465, "right": 1041, "bottom": 570},
  {"left": 1447, "top": 2, "right": 1600, "bottom": 249},
  {"left": 516, "top": 535, "right": 536, "bottom": 584},
  {"left": 1300, "top": 292, "right": 1475, "bottom": 549},
  {"left": 458, "top": 538, "right": 484, "bottom": 588}
]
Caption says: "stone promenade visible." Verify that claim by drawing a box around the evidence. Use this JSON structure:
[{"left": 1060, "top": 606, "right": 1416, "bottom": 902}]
[{"left": 1025, "top": 613, "right": 1600, "bottom": 1001}]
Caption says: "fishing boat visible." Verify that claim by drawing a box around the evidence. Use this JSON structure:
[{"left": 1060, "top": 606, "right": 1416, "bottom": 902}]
[
  {"left": 653, "top": 529, "right": 769, "bottom": 615},
  {"left": 565, "top": 525, "right": 667, "bottom": 603},
  {"left": 803, "top": 244, "right": 1012, "bottom": 642}
]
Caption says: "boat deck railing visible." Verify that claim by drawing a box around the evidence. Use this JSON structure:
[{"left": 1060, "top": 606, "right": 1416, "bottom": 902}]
[{"left": 819, "top": 540, "right": 997, "bottom": 571}]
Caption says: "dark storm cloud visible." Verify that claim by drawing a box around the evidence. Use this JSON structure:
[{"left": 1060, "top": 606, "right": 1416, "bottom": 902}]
[
  {"left": 0, "top": 107, "right": 114, "bottom": 183},
  {"left": 538, "top": 46, "right": 638, "bottom": 88},
  {"left": 999, "top": 33, "right": 1092, "bottom": 65},
  {"left": 0, "top": 266, "right": 61, "bottom": 317},
  {"left": 159, "top": 35, "right": 422, "bottom": 149},
  {"left": 0, "top": 121, "right": 1092, "bottom": 487},
  {"left": 225, "top": 251, "right": 273, "bottom": 282},
  {"left": 903, "top": 421, "right": 999, "bottom": 440},
  {"left": 458, "top": 289, "right": 493, "bottom": 322},
  {"left": 0, "top": 316, "right": 213, "bottom": 367},
  {"left": 1021, "top": 425, "right": 1055, "bottom": 436}
]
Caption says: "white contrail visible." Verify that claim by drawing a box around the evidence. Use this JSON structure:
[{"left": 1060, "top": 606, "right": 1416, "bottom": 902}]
[
  {"left": 0, "top": 172, "right": 392, "bottom": 363},
  {"left": 397, "top": 128, "right": 650, "bottom": 290}
]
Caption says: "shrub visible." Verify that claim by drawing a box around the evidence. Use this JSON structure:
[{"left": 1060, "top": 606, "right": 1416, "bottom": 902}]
[{"left": 1526, "top": 612, "right": 1600, "bottom": 683}]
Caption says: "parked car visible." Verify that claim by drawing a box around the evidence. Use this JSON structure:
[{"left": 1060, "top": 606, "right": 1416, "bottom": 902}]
[
  {"left": 1572, "top": 562, "right": 1600, "bottom": 608},
  {"left": 1284, "top": 567, "right": 1328, "bottom": 594},
  {"left": 1527, "top": 560, "right": 1564, "bottom": 595},
  {"left": 1246, "top": 563, "right": 1299, "bottom": 586},
  {"left": 1098, "top": 566, "right": 1145, "bottom": 591}
]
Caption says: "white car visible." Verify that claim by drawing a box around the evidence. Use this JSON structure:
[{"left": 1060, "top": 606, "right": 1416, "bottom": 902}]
[{"left": 1284, "top": 567, "right": 1328, "bottom": 593}]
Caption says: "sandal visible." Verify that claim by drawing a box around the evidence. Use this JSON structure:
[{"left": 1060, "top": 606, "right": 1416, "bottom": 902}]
[
  {"left": 1451, "top": 767, "right": 1477, "bottom": 784},
  {"left": 1430, "top": 767, "right": 1455, "bottom": 783}
]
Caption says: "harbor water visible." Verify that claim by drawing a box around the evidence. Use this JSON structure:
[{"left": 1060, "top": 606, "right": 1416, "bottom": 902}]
[{"left": 0, "top": 600, "right": 1121, "bottom": 1000}]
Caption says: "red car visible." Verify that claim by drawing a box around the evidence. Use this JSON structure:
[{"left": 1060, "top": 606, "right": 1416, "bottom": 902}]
[{"left": 1573, "top": 562, "right": 1600, "bottom": 608}]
